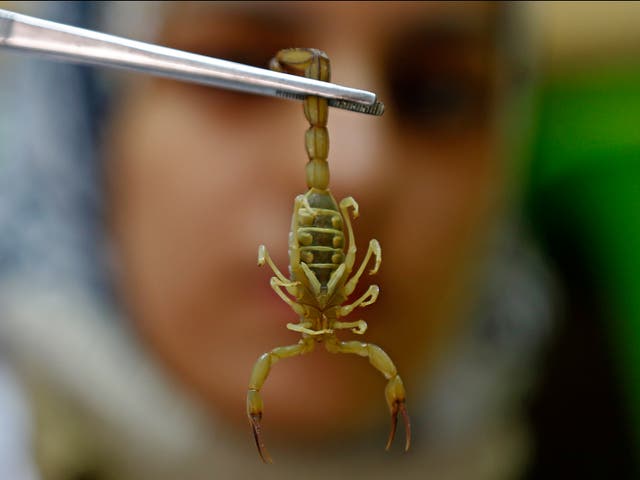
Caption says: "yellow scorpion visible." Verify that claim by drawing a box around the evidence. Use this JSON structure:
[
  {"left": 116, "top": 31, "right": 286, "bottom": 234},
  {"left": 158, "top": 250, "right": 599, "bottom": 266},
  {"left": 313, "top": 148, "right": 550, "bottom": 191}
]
[{"left": 247, "top": 48, "right": 410, "bottom": 463}]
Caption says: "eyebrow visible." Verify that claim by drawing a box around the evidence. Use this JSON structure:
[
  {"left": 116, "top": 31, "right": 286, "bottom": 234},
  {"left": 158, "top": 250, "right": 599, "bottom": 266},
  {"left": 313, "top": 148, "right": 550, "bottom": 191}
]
[
  {"left": 163, "top": 2, "right": 497, "bottom": 38},
  {"left": 160, "top": 3, "right": 305, "bottom": 52},
  {"left": 160, "top": 1, "right": 499, "bottom": 66}
]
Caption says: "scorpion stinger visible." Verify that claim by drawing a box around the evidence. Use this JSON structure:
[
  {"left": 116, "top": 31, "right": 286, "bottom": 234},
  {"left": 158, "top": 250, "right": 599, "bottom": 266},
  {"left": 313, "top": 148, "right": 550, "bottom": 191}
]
[{"left": 246, "top": 48, "right": 410, "bottom": 463}]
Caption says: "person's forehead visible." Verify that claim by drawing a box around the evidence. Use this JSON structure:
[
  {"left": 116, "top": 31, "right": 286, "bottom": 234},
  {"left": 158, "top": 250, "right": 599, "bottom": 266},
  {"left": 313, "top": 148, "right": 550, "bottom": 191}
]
[
  {"left": 219, "top": 1, "right": 494, "bottom": 22},
  {"left": 165, "top": 1, "right": 497, "bottom": 39}
]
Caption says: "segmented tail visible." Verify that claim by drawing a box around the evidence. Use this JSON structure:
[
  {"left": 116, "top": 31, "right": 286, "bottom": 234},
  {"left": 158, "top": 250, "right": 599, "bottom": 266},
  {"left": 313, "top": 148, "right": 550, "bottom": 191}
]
[{"left": 270, "top": 48, "right": 331, "bottom": 190}]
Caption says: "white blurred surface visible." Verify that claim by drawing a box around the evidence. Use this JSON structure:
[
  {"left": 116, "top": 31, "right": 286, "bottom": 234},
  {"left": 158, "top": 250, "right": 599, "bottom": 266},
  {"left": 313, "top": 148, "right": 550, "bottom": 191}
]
[{"left": 0, "top": 361, "right": 40, "bottom": 480}]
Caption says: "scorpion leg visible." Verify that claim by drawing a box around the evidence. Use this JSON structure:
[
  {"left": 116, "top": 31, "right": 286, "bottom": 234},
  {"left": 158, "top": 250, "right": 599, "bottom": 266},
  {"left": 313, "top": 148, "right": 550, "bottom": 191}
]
[
  {"left": 338, "top": 284, "right": 380, "bottom": 317},
  {"left": 269, "top": 280, "right": 332, "bottom": 335},
  {"left": 258, "top": 245, "right": 294, "bottom": 285},
  {"left": 324, "top": 338, "right": 411, "bottom": 451},
  {"left": 297, "top": 194, "right": 316, "bottom": 219},
  {"left": 332, "top": 319, "right": 368, "bottom": 334},
  {"left": 326, "top": 263, "right": 346, "bottom": 298},
  {"left": 344, "top": 239, "right": 382, "bottom": 296},
  {"left": 269, "top": 277, "right": 306, "bottom": 316},
  {"left": 299, "top": 262, "right": 322, "bottom": 296},
  {"left": 247, "top": 337, "right": 315, "bottom": 463},
  {"left": 287, "top": 322, "right": 332, "bottom": 336},
  {"left": 339, "top": 197, "right": 359, "bottom": 273}
]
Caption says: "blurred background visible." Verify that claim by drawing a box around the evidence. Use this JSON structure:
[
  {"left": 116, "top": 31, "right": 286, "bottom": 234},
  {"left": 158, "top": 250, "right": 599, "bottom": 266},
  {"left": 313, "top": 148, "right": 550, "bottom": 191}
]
[{"left": 0, "top": 1, "right": 638, "bottom": 479}]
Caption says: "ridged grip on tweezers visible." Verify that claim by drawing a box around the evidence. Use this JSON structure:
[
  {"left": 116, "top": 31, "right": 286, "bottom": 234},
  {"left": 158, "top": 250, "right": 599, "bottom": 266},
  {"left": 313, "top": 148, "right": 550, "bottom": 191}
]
[{"left": 276, "top": 91, "right": 385, "bottom": 116}]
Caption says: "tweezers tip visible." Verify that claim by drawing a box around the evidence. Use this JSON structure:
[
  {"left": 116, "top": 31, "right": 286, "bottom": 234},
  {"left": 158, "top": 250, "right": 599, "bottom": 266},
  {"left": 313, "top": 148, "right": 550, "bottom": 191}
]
[{"left": 328, "top": 98, "right": 385, "bottom": 116}]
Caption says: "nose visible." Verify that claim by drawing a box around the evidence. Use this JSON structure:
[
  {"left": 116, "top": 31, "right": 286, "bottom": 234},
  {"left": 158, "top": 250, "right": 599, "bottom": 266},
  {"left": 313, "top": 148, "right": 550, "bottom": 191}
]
[
  {"left": 324, "top": 49, "right": 388, "bottom": 198},
  {"left": 329, "top": 109, "right": 387, "bottom": 196}
]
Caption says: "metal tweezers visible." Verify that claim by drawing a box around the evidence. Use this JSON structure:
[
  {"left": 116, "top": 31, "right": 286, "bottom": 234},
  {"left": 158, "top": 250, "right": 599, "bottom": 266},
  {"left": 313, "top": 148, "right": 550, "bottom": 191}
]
[{"left": 0, "top": 8, "right": 384, "bottom": 116}]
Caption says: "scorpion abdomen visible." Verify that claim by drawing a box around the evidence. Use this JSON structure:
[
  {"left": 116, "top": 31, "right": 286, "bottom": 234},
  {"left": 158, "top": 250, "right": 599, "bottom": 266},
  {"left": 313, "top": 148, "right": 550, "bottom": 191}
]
[{"left": 293, "top": 188, "right": 345, "bottom": 288}]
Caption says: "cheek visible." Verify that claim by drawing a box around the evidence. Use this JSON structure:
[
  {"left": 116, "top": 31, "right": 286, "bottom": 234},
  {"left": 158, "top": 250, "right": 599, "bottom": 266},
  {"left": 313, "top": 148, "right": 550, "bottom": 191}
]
[
  {"left": 108, "top": 85, "right": 306, "bottom": 356},
  {"left": 110, "top": 85, "right": 300, "bottom": 263},
  {"left": 357, "top": 132, "right": 503, "bottom": 371},
  {"left": 112, "top": 95, "right": 233, "bottom": 285},
  {"left": 381, "top": 132, "right": 501, "bottom": 276}
]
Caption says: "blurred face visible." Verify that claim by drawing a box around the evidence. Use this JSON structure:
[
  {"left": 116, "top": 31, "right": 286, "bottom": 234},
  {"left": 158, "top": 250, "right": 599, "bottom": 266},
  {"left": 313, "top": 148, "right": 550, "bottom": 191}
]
[{"left": 107, "top": 1, "right": 505, "bottom": 443}]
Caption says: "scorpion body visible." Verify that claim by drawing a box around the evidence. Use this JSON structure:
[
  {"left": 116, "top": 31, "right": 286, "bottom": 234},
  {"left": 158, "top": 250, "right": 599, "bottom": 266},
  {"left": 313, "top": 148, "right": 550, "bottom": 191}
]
[{"left": 247, "top": 49, "right": 410, "bottom": 463}]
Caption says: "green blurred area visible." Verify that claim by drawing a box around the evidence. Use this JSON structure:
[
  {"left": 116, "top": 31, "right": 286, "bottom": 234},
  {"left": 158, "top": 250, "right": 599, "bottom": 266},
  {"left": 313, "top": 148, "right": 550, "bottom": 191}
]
[{"left": 525, "top": 64, "right": 640, "bottom": 450}]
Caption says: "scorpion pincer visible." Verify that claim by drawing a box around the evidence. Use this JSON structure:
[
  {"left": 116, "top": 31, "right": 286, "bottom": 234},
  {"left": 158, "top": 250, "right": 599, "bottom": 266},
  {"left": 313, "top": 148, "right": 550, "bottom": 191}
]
[{"left": 246, "top": 48, "right": 410, "bottom": 463}]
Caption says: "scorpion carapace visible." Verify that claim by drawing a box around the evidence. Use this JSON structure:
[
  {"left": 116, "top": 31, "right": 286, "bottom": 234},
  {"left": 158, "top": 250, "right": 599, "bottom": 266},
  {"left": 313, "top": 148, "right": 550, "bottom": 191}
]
[{"left": 247, "top": 48, "right": 410, "bottom": 463}]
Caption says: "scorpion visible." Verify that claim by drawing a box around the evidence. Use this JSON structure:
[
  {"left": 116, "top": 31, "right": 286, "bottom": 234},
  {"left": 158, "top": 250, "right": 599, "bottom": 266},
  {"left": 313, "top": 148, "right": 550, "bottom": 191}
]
[{"left": 246, "top": 48, "right": 410, "bottom": 463}]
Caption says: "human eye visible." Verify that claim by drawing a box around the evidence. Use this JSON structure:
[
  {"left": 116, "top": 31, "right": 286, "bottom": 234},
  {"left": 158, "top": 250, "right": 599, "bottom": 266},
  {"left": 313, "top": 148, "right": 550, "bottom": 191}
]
[
  {"left": 383, "top": 26, "right": 497, "bottom": 133},
  {"left": 155, "top": 7, "right": 304, "bottom": 109}
]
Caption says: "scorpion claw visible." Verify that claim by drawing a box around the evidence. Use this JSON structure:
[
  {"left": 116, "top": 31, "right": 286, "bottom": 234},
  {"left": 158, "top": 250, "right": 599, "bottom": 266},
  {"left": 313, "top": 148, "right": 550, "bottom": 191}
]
[
  {"left": 384, "top": 373, "right": 411, "bottom": 452},
  {"left": 247, "top": 389, "right": 273, "bottom": 463},
  {"left": 385, "top": 399, "right": 411, "bottom": 452},
  {"left": 249, "top": 413, "right": 273, "bottom": 464}
]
